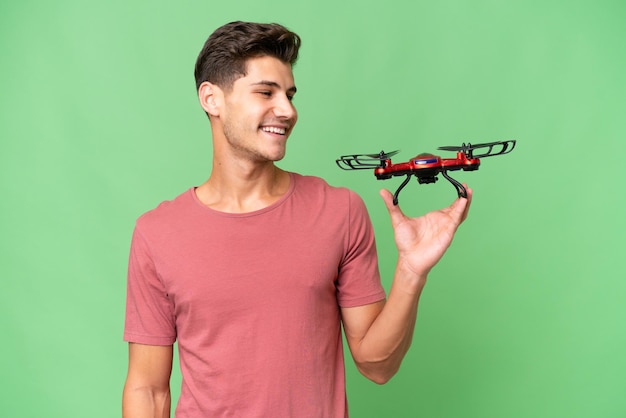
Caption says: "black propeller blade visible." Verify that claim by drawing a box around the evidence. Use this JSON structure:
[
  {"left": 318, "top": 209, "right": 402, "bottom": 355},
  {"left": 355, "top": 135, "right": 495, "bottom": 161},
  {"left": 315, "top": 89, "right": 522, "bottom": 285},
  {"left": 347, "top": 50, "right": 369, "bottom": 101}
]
[{"left": 363, "top": 150, "right": 400, "bottom": 159}]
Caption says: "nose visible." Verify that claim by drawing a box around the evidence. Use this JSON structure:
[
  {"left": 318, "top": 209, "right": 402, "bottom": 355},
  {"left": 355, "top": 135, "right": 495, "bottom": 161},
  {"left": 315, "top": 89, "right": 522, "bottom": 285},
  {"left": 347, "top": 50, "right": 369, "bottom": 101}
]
[{"left": 273, "top": 95, "right": 297, "bottom": 121}]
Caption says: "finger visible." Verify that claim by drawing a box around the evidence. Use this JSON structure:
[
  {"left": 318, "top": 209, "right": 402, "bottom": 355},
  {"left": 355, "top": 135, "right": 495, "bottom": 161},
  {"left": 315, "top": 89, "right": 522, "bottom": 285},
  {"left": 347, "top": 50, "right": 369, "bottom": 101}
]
[
  {"left": 448, "top": 193, "right": 470, "bottom": 224},
  {"left": 461, "top": 186, "right": 473, "bottom": 222},
  {"left": 379, "top": 189, "right": 406, "bottom": 226}
]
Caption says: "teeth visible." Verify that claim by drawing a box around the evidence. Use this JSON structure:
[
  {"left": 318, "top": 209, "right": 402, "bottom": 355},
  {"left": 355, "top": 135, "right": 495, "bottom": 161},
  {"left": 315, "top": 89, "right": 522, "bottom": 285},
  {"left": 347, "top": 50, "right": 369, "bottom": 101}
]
[{"left": 261, "top": 126, "right": 286, "bottom": 135}]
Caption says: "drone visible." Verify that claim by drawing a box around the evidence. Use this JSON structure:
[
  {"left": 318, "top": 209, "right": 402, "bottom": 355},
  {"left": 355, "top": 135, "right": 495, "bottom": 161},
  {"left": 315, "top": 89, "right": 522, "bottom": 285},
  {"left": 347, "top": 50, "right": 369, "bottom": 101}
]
[{"left": 336, "top": 140, "right": 516, "bottom": 205}]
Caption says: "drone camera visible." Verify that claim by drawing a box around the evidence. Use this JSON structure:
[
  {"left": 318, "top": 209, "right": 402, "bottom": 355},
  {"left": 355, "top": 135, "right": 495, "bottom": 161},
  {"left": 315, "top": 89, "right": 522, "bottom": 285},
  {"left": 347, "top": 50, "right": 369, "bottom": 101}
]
[{"left": 417, "top": 176, "right": 438, "bottom": 185}]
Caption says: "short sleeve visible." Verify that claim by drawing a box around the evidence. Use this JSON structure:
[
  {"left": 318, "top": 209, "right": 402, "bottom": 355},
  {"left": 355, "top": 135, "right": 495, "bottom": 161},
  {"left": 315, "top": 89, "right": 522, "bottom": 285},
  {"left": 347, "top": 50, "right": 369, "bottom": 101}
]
[
  {"left": 123, "top": 226, "right": 176, "bottom": 345},
  {"left": 336, "top": 191, "right": 386, "bottom": 307}
]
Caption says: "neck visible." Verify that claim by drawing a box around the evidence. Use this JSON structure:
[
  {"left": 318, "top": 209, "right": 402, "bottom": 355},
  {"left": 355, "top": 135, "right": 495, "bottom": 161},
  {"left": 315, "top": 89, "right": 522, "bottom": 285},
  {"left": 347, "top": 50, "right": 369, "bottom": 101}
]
[{"left": 196, "top": 159, "right": 291, "bottom": 213}]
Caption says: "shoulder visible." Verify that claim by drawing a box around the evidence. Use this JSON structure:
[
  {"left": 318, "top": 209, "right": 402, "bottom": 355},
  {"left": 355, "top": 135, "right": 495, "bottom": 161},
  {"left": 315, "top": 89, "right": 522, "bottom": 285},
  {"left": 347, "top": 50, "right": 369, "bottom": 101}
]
[
  {"left": 291, "top": 173, "right": 360, "bottom": 201},
  {"left": 290, "top": 173, "right": 369, "bottom": 219},
  {"left": 135, "top": 188, "right": 197, "bottom": 233}
]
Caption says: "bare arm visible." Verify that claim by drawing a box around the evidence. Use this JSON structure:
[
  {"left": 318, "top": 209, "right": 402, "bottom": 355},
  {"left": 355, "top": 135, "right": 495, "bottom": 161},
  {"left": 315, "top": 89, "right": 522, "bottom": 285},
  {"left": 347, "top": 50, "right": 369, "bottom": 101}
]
[
  {"left": 122, "top": 343, "right": 174, "bottom": 418},
  {"left": 342, "top": 187, "right": 472, "bottom": 384}
]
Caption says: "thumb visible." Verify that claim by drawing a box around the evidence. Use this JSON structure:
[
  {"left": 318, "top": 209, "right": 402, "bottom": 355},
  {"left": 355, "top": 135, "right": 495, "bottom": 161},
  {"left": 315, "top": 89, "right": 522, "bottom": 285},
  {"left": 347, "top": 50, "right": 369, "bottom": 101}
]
[{"left": 379, "top": 189, "right": 406, "bottom": 226}]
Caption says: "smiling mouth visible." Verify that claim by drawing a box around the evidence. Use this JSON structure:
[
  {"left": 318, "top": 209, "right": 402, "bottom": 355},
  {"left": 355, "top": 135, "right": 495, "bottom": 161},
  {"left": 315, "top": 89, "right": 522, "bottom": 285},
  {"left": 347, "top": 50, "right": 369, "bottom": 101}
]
[{"left": 260, "top": 126, "right": 287, "bottom": 135}]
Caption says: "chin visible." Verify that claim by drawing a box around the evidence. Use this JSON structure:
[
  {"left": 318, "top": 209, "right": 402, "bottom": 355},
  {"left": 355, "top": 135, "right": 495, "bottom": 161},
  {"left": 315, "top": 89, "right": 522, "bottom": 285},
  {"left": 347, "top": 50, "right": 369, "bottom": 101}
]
[
  {"left": 266, "top": 146, "right": 287, "bottom": 162},
  {"left": 269, "top": 152, "right": 286, "bottom": 162}
]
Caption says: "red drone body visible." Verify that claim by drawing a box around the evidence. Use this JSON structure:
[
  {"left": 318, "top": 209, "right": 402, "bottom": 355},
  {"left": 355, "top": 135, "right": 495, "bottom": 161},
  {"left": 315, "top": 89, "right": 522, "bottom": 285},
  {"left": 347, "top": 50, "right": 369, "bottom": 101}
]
[
  {"left": 336, "top": 140, "right": 515, "bottom": 205},
  {"left": 374, "top": 151, "right": 481, "bottom": 179}
]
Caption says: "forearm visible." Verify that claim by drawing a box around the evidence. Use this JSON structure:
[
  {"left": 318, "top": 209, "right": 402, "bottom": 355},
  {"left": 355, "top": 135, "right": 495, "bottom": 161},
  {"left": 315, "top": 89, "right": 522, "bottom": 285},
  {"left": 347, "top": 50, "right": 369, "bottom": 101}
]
[
  {"left": 353, "top": 262, "right": 426, "bottom": 384},
  {"left": 122, "top": 383, "right": 171, "bottom": 418},
  {"left": 352, "top": 187, "right": 471, "bottom": 383}
]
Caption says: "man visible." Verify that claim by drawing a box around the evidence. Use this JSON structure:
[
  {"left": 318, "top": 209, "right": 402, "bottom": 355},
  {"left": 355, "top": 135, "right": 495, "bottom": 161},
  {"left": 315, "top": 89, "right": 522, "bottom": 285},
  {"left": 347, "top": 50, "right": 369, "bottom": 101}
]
[{"left": 122, "top": 21, "right": 471, "bottom": 417}]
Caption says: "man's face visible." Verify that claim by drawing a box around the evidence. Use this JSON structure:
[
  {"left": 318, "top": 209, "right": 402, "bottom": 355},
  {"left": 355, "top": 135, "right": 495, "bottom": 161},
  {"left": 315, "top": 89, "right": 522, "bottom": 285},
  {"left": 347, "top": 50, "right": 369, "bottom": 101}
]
[{"left": 217, "top": 55, "right": 298, "bottom": 163}]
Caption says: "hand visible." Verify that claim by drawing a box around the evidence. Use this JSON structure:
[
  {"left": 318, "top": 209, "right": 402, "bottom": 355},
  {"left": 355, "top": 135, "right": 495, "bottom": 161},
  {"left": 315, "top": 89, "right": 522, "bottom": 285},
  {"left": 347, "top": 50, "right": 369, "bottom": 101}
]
[{"left": 380, "top": 186, "right": 472, "bottom": 279}]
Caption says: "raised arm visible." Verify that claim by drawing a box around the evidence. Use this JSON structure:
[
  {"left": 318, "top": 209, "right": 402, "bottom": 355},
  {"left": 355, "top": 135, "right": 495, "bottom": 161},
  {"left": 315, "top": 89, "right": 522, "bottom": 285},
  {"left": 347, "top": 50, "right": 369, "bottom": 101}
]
[
  {"left": 342, "top": 187, "right": 472, "bottom": 384},
  {"left": 122, "top": 343, "right": 174, "bottom": 418}
]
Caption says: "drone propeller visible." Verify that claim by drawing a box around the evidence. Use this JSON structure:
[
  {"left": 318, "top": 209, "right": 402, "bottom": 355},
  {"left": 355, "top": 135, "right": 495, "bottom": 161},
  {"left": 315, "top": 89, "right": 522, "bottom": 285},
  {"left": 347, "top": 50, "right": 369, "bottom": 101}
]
[
  {"left": 362, "top": 150, "right": 400, "bottom": 159},
  {"left": 438, "top": 140, "right": 516, "bottom": 159},
  {"left": 336, "top": 150, "right": 399, "bottom": 170}
]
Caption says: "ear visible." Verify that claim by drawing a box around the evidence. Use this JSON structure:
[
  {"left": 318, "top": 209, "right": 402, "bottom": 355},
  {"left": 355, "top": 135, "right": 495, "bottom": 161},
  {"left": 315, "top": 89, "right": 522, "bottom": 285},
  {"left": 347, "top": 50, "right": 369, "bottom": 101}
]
[{"left": 198, "top": 81, "right": 222, "bottom": 117}]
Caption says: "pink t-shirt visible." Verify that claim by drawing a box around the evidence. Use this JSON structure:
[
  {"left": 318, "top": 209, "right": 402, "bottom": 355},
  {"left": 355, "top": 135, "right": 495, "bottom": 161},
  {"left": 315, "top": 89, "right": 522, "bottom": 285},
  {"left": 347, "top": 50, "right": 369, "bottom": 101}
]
[{"left": 124, "top": 173, "right": 386, "bottom": 417}]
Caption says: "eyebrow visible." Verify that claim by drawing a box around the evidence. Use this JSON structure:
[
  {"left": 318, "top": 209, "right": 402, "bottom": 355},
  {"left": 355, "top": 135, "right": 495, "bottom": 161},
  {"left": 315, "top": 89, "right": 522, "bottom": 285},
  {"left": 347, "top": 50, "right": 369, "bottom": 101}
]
[{"left": 251, "top": 80, "right": 297, "bottom": 94}]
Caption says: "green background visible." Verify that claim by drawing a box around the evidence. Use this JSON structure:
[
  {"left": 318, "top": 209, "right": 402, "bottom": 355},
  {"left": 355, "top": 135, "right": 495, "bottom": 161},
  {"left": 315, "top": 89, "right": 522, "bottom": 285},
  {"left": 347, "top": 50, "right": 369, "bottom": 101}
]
[{"left": 2, "top": 0, "right": 625, "bottom": 417}]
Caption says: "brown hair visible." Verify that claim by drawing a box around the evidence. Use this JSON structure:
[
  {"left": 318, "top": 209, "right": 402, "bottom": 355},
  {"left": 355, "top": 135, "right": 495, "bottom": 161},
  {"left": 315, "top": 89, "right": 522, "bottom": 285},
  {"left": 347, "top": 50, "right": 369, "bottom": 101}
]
[{"left": 194, "top": 21, "right": 301, "bottom": 91}]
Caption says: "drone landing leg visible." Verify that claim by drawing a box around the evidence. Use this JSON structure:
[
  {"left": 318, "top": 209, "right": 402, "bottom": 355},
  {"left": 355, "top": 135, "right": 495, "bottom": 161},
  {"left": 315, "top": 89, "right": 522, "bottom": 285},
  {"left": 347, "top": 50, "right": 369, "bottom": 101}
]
[
  {"left": 441, "top": 171, "right": 467, "bottom": 198},
  {"left": 393, "top": 175, "right": 412, "bottom": 205}
]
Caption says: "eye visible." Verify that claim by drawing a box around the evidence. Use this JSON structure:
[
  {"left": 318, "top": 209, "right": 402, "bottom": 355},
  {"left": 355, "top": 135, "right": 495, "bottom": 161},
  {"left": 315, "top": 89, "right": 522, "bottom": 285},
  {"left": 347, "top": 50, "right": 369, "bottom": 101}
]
[{"left": 258, "top": 91, "right": 272, "bottom": 97}]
